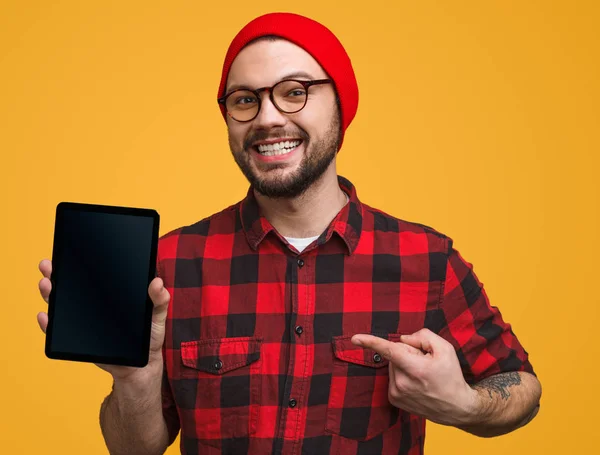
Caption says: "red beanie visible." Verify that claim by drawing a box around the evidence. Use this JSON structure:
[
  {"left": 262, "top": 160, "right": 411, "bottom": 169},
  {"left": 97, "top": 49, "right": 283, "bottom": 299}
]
[{"left": 217, "top": 12, "right": 359, "bottom": 151}]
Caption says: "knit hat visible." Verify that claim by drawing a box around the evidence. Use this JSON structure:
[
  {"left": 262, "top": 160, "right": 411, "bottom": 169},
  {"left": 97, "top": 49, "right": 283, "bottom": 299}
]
[{"left": 217, "top": 12, "right": 359, "bottom": 151}]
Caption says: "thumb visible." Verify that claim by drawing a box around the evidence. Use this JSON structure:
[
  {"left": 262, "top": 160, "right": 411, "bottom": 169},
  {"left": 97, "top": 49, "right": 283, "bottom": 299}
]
[
  {"left": 148, "top": 278, "right": 170, "bottom": 333},
  {"left": 400, "top": 329, "right": 446, "bottom": 355}
]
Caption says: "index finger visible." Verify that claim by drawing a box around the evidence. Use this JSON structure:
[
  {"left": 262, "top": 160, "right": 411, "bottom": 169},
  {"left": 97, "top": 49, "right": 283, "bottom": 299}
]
[{"left": 351, "top": 334, "right": 419, "bottom": 370}]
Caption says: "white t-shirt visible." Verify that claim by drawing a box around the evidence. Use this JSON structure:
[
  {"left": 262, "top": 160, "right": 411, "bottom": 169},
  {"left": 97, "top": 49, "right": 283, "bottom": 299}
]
[{"left": 285, "top": 235, "right": 320, "bottom": 253}]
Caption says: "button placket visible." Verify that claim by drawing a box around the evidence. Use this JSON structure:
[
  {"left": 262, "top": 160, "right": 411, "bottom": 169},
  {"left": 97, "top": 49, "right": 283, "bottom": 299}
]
[{"left": 286, "top": 253, "right": 306, "bottom": 439}]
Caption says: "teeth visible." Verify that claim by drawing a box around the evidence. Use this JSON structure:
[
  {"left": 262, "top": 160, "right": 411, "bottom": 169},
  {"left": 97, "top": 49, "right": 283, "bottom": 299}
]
[
  {"left": 257, "top": 140, "right": 300, "bottom": 154},
  {"left": 261, "top": 148, "right": 292, "bottom": 157}
]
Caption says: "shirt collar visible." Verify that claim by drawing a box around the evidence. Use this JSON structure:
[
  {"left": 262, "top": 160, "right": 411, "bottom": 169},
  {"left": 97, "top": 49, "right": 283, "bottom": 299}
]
[{"left": 239, "top": 175, "right": 364, "bottom": 255}]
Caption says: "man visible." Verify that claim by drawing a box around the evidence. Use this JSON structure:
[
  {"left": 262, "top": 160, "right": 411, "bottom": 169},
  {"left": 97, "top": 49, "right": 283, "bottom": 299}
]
[{"left": 37, "top": 12, "right": 541, "bottom": 455}]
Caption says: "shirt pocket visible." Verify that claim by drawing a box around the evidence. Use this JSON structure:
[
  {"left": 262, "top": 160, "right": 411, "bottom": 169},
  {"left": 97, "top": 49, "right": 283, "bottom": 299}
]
[
  {"left": 325, "top": 333, "right": 402, "bottom": 441},
  {"left": 177, "top": 336, "right": 262, "bottom": 444}
]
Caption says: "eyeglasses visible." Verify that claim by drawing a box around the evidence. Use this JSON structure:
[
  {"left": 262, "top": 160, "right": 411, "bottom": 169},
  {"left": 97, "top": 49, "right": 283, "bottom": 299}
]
[{"left": 218, "top": 79, "right": 332, "bottom": 122}]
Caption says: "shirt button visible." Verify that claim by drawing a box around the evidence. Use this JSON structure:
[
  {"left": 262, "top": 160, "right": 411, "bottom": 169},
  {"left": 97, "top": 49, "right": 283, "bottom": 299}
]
[
  {"left": 214, "top": 359, "right": 223, "bottom": 370},
  {"left": 373, "top": 353, "right": 382, "bottom": 363},
  {"left": 295, "top": 325, "right": 303, "bottom": 335},
  {"left": 297, "top": 258, "right": 304, "bottom": 268},
  {"left": 289, "top": 398, "right": 297, "bottom": 408}
]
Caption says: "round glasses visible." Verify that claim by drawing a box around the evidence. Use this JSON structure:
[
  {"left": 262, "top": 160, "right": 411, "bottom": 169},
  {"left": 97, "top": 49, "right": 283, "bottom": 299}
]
[{"left": 218, "top": 79, "right": 332, "bottom": 122}]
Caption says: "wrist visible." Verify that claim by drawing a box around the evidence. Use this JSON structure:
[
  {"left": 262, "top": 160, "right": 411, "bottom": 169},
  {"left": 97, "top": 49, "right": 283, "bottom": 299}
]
[
  {"left": 114, "top": 361, "right": 163, "bottom": 392},
  {"left": 457, "top": 384, "right": 491, "bottom": 427},
  {"left": 112, "top": 367, "right": 163, "bottom": 412}
]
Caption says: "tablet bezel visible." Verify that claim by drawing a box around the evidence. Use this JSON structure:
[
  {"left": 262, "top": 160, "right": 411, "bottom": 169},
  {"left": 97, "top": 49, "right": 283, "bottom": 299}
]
[{"left": 45, "top": 201, "right": 160, "bottom": 368}]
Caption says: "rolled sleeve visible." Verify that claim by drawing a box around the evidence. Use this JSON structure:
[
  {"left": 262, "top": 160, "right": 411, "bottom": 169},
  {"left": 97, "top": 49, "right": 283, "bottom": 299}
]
[{"left": 438, "top": 240, "right": 536, "bottom": 384}]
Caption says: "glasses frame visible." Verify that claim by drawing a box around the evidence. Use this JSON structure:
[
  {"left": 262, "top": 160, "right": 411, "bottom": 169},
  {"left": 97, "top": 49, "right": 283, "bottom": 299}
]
[{"left": 217, "top": 78, "right": 333, "bottom": 123}]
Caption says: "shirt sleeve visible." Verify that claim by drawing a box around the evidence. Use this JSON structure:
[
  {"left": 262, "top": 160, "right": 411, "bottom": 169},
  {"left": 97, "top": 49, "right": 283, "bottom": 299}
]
[{"left": 437, "top": 239, "right": 536, "bottom": 384}]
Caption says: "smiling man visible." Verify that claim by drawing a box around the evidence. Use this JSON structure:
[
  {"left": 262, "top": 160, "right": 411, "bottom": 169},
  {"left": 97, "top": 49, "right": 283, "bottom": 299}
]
[{"left": 37, "top": 12, "right": 541, "bottom": 455}]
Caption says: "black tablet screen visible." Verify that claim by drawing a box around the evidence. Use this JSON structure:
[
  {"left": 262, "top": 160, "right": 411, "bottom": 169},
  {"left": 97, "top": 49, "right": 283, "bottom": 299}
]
[{"left": 46, "top": 203, "right": 158, "bottom": 366}]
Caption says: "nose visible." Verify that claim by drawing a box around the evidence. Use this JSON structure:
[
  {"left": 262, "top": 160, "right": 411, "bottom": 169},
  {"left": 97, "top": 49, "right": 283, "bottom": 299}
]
[{"left": 253, "top": 91, "right": 287, "bottom": 129}]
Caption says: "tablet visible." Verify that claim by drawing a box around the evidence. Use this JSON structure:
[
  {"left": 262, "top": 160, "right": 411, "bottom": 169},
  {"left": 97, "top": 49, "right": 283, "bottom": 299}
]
[{"left": 45, "top": 202, "right": 160, "bottom": 367}]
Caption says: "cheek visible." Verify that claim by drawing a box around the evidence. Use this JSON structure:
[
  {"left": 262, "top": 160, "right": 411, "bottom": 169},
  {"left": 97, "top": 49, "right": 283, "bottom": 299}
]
[
  {"left": 227, "top": 125, "right": 248, "bottom": 149},
  {"left": 296, "top": 109, "right": 333, "bottom": 138}
]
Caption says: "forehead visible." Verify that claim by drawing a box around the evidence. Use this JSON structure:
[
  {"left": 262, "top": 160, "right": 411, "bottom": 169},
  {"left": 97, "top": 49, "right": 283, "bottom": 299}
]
[{"left": 226, "top": 39, "right": 328, "bottom": 91}]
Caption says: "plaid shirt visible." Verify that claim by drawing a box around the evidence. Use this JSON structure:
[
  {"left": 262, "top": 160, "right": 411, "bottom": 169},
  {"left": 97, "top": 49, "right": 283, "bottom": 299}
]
[{"left": 157, "top": 176, "right": 535, "bottom": 455}]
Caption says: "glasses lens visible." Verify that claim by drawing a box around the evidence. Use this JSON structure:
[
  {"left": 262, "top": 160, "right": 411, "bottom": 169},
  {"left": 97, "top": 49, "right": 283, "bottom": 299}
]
[
  {"left": 273, "top": 80, "right": 307, "bottom": 113},
  {"left": 226, "top": 90, "right": 259, "bottom": 121}
]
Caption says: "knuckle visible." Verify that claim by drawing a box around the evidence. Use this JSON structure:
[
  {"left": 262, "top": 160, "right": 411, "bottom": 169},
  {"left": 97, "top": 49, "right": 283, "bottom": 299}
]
[
  {"left": 389, "top": 387, "right": 401, "bottom": 401},
  {"left": 414, "top": 365, "right": 427, "bottom": 379},
  {"left": 384, "top": 346, "right": 395, "bottom": 361},
  {"left": 407, "top": 361, "right": 425, "bottom": 378},
  {"left": 161, "top": 287, "right": 170, "bottom": 300},
  {"left": 393, "top": 378, "right": 404, "bottom": 392}
]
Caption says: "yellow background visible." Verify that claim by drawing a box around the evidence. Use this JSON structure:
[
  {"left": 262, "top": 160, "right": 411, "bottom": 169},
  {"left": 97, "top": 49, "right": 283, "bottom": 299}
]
[{"left": 1, "top": 0, "right": 598, "bottom": 453}]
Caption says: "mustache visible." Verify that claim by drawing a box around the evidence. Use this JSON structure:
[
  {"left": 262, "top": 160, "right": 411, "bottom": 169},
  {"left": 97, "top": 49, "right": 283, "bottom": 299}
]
[{"left": 243, "top": 128, "right": 310, "bottom": 150}]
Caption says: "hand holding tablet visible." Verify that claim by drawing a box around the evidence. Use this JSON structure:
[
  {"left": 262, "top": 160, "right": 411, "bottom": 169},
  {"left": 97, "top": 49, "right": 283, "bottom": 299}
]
[{"left": 37, "top": 202, "right": 169, "bottom": 379}]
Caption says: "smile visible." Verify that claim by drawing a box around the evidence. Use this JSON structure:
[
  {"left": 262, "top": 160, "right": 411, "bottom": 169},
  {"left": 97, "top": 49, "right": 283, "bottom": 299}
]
[{"left": 256, "top": 140, "right": 302, "bottom": 156}]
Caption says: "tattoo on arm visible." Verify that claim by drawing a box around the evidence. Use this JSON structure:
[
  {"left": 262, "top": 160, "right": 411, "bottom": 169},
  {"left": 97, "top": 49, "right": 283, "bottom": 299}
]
[{"left": 475, "top": 372, "right": 522, "bottom": 400}]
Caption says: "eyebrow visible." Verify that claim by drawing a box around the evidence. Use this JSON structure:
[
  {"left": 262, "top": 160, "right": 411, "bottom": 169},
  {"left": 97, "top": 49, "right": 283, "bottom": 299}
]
[{"left": 226, "top": 71, "right": 316, "bottom": 93}]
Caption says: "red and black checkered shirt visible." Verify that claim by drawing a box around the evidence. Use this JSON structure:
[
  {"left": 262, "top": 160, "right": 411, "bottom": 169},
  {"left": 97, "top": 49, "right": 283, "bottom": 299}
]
[{"left": 157, "top": 176, "right": 535, "bottom": 455}]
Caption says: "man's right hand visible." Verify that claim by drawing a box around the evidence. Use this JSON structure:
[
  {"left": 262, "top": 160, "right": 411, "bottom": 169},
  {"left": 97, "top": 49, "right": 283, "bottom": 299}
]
[{"left": 37, "top": 259, "right": 171, "bottom": 382}]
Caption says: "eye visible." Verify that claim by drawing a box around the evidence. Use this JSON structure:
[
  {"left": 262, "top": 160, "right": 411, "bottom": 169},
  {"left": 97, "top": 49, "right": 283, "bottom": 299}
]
[
  {"left": 234, "top": 95, "right": 258, "bottom": 105},
  {"left": 286, "top": 89, "right": 307, "bottom": 97}
]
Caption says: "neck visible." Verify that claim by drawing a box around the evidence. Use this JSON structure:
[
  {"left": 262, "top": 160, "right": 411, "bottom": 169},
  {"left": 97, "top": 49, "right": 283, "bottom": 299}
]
[{"left": 254, "top": 166, "right": 347, "bottom": 238}]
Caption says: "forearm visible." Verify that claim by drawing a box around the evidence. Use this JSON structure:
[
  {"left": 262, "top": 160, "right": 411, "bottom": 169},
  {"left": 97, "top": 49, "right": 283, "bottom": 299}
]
[
  {"left": 458, "top": 371, "right": 542, "bottom": 438},
  {"left": 100, "top": 366, "right": 169, "bottom": 455}
]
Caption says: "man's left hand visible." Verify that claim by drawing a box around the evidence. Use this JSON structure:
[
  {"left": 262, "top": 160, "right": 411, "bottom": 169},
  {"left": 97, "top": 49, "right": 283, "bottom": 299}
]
[{"left": 351, "top": 329, "right": 479, "bottom": 427}]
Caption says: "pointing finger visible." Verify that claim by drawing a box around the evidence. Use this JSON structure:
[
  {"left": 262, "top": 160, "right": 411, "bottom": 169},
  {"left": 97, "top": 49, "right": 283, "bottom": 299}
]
[{"left": 351, "top": 334, "right": 421, "bottom": 371}]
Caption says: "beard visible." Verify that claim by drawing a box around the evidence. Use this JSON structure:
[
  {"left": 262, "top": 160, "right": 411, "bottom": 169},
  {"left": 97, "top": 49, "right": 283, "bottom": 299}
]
[{"left": 229, "top": 114, "right": 341, "bottom": 199}]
